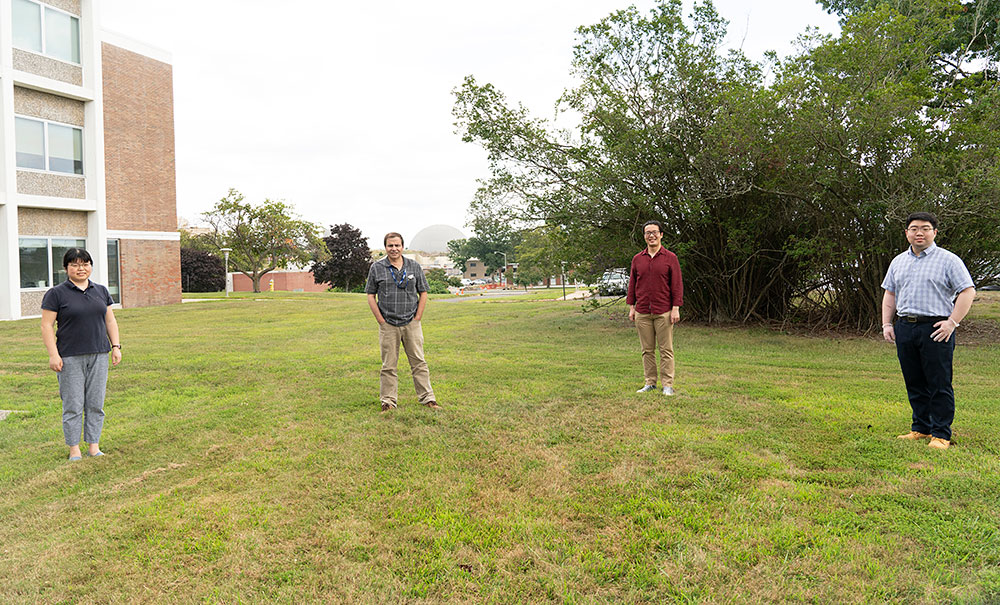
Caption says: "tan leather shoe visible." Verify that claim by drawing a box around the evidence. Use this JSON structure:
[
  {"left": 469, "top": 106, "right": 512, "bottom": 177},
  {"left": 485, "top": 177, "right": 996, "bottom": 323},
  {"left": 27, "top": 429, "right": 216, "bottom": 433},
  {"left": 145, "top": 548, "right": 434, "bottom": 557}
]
[
  {"left": 928, "top": 437, "right": 950, "bottom": 450},
  {"left": 897, "top": 431, "right": 931, "bottom": 440}
]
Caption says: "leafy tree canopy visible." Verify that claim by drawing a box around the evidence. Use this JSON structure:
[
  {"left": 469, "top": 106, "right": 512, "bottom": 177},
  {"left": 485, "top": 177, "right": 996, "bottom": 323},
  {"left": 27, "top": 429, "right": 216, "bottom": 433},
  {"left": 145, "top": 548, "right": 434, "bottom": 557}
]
[
  {"left": 446, "top": 236, "right": 516, "bottom": 275},
  {"left": 200, "top": 189, "right": 328, "bottom": 293},
  {"left": 180, "top": 248, "right": 224, "bottom": 293},
  {"left": 513, "top": 227, "right": 569, "bottom": 287},
  {"left": 453, "top": 0, "right": 1000, "bottom": 328},
  {"left": 311, "top": 223, "right": 372, "bottom": 292},
  {"left": 818, "top": 0, "right": 1000, "bottom": 65}
]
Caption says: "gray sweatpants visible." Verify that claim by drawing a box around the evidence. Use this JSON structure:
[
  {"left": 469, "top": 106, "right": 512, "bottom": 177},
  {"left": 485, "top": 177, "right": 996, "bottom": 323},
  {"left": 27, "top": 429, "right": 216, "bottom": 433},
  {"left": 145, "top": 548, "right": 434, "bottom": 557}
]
[{"left": 58, "top": 353, "right": 109, "bottom": 446}]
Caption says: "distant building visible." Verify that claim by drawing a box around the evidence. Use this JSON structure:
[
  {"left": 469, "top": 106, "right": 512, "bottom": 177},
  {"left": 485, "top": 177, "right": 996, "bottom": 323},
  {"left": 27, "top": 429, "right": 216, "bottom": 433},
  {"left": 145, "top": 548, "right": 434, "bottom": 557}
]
[
  {"left": 178, "top": 217, "right": 211, "bottom": 237},
  {"left": 463, "top": 258, "right": 487, "bottom": 280},
  {"left": 403, "top": 250, "right": 455, "bottom": 275},
  {"left": 230, "top": 269, "right": 328, "bottom": 293},
  {"left": 1, "top": 0, "right": 180, "bottom": 319}
]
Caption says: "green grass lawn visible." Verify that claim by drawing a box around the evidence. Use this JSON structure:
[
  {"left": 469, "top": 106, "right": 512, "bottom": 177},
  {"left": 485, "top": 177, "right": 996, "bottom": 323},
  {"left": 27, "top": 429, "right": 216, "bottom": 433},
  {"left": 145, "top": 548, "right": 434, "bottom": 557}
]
[
  {"left": 971, "top": 291, "right": 1000, "bottom": 322},
  {"left": 2, "top": 293, "right": 999, "bottom": 603}
]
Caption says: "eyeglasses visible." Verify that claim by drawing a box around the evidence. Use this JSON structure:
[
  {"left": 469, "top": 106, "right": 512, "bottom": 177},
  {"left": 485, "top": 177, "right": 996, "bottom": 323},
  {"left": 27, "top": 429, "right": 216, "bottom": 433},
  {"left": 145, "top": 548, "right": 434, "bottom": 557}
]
[
  {"left": 643, "top": 231, "right": 660, "bottom": 236},
  {"left": 67, "top": 262, "right": 92, "bottom": 268},
  {"left": 906, "top": 226, "right": 935, "bottom": 233}
]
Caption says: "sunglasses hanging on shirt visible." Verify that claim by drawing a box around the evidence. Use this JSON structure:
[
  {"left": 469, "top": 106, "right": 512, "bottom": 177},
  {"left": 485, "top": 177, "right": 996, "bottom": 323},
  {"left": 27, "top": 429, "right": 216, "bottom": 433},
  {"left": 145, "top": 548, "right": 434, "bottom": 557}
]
[{"left": 389, "top": 266, "right": 408, "bottom": 289}]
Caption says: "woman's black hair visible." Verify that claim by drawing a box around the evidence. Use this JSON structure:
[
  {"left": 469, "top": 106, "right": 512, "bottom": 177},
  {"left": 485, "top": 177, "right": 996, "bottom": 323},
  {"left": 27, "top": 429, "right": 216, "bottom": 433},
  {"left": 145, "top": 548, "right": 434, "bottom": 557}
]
[{"left": 62, "top": 248, "right": 93, "bottom": 268}]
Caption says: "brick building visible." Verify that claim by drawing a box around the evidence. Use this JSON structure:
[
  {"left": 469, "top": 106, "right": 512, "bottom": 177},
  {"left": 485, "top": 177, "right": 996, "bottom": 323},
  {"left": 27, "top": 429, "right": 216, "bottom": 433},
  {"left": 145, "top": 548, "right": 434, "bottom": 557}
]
[
  {"left": 231, "top": 269, "right": 329, "bottom": 293},
  {"left": 0, "top": 0, "right": 180, "bottom": 320}
]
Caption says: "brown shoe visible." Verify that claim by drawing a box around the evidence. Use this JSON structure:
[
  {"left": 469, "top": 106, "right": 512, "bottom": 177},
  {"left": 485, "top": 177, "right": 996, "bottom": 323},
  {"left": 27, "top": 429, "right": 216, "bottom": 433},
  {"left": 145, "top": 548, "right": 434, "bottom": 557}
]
[
  {"left": 381, "top": 402, "right": 397, "bottom": 412},
  {"left": 928, "top": 437, "right": 950, "bottom": 450},
  {"left": 423, "top": 401, "right": 442, "bottom": 410},
  {"left": 897, "top": 431, "right": 931, "bottom": 440}
]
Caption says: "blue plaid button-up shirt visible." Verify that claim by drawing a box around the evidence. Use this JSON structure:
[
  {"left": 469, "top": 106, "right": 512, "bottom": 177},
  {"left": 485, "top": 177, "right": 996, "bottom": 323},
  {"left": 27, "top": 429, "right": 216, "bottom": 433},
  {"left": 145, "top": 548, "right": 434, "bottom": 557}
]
[{"left": 881, "top": 243, "right": 974, "bottom": 317}]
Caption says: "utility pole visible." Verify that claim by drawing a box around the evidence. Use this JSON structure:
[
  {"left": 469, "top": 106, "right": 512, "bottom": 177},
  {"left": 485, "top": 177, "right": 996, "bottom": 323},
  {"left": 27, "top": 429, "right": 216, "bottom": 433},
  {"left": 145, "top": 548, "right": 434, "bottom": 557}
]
[
  {"left": 561, "top": 261, "right": 567, "bottom": 300},
  {"left": 221, "top": 248, "right": 232, "bottom": 296},
  {"left": 494, "top": 251, "right": 508, "bottom": 288}
]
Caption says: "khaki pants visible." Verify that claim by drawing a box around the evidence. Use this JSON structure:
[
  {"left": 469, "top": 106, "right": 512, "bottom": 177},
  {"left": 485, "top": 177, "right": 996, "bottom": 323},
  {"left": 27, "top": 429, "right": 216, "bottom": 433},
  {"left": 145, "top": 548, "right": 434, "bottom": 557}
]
[
  {"left": 379, "top": 320, "right": 435, "bottom": 405},
  {"left": 635, "top": 312, "right": 674, "bottom": 387}
]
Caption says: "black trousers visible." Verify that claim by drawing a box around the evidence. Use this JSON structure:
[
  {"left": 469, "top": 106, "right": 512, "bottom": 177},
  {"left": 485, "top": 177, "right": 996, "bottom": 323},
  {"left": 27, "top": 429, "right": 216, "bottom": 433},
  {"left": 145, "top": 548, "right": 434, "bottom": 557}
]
[{"left": 895, "top": 319, "right": 956, "bottom": 440}]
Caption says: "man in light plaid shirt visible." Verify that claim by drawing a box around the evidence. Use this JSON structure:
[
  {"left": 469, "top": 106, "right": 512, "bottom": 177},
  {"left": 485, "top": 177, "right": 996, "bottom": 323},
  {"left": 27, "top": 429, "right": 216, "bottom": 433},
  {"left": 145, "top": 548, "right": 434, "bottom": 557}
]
[
  {"left": 366, "top": 232, "right": 440, "bottom": 412},
  {"left": 881, "top": 212, "right": 975, "bottom": 450}
]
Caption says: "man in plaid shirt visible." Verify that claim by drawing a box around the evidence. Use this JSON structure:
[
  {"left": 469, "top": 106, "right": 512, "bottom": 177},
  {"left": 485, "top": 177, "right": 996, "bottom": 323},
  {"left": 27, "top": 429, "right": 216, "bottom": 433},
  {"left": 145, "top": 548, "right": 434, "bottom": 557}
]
[
  {"left": 366, "top": 232, "right": 440, "bottom": 411},
  {"left": 881, "top": 212, "right": 975, "bottom": 450}
]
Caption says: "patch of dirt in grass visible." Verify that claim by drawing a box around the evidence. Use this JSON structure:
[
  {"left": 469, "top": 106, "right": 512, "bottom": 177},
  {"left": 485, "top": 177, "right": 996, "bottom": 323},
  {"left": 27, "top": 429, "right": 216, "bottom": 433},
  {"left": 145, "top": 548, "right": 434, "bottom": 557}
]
[
  {"left": 956, "top": 319, "right": 1000, "bottom": 346},
  {"left": 113, "top": 462, "right": 188, "bottom": 489},
  {"left": 472, "top": 437, "right": 573, "bottom": 508},
  {"left": 759, "top": 478, "right": 795, "bottom": 491},
  {"left": 733, "top": 394, "right": 766, "bottom": 409},
  {"left": 609, "top": 459, "right": 641, "bottom": 484},
  {"left": 691, "top": 534, "right": 932, "bottom": 603}
]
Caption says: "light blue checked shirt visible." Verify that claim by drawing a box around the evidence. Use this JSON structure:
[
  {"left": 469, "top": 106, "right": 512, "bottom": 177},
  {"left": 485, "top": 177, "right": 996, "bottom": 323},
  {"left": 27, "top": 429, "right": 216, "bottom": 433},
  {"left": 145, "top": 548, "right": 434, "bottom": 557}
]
[{"left": 881, "top": 243, "right": 974, "bottom": 317}]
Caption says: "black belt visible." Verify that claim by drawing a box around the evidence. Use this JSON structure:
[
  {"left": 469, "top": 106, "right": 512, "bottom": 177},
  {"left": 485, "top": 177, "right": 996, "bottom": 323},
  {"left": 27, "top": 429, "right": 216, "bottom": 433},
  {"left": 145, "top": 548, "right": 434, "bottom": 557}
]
[{"left": 898, "top": 315, "right": 948, "bottom": 324}]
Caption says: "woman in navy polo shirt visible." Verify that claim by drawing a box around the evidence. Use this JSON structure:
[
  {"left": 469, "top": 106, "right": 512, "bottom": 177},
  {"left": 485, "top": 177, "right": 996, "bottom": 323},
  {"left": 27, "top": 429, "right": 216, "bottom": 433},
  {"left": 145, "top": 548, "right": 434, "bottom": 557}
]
[{"left": 40, "top": 248, "right": 122, "bottom": 462}]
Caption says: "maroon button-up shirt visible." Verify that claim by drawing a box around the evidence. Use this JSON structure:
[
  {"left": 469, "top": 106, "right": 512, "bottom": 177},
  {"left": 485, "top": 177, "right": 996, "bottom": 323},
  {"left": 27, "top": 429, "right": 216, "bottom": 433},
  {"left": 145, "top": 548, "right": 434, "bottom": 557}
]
[{"left": 626, "top": 247, "right": 683, "bottom": 314}]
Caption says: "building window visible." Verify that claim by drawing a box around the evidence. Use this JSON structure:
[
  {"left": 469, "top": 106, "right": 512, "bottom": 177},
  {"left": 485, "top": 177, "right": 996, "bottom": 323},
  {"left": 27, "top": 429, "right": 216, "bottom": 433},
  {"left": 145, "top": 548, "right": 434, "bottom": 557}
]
[
  {"left": 18, "top": 237, "right": 87, "bottom": 289},
  {"left": 15, "top": 116, "right": 83, "bottom": 174},
  {"left": 107, "top": 239, "right": 121, "bottom": 304},
  {"left": 18, "top": 238, "right": 48, "bottom": 288},
  {"left": 12, "top": 0, "right": 80, "bottom": 64},
  {"left": 48, "top": 123, "right": 83, "bottom": 173},
  {"left": 470, "top": 273, "right": 477, "bottom": 278}
]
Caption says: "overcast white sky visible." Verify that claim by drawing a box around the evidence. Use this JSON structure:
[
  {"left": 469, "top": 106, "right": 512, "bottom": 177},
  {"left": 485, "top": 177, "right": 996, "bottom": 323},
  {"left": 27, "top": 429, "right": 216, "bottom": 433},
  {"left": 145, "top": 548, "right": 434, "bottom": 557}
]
[{"left": 99, "top": 1, "right": 839, "bottom": 247}]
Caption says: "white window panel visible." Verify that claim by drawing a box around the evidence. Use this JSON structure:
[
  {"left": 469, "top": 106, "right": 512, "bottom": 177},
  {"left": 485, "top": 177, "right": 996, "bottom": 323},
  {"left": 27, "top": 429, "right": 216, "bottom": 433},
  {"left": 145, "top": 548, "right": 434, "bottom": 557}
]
[
  {"left": 12, "top": 0, "right": 42, "bottom": 52},
  {"left": 48, "top": 123, "right": 83, "bottom": 174},
  {"left": 44, "top": 7, "right": 80, "bottom": 64},
  {"left": 15, "top": 117, "right": 46, "bottom": 170}
]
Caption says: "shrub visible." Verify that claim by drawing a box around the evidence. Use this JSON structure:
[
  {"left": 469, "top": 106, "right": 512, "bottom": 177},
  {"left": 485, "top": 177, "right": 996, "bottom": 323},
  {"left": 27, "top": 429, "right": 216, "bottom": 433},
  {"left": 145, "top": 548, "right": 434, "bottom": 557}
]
[
  {"left": 180, "top": 248, "right": 225, "bottom": 292},
  {"left": 426, "top": 281, "right": 450, "bottom": 294}
]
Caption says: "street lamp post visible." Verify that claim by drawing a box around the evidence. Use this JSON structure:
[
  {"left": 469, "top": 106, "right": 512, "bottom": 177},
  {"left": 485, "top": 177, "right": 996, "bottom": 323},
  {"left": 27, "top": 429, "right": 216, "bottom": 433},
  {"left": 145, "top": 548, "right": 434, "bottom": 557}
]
[
  {"left": 560, "top": 261, "right": 567, "bottom": 300},
  {"left": 494, "top": 251, "right": 508, "bottom": 288},
  {"left": 220, "top": 248, "right": 232, "bottom": 297}
]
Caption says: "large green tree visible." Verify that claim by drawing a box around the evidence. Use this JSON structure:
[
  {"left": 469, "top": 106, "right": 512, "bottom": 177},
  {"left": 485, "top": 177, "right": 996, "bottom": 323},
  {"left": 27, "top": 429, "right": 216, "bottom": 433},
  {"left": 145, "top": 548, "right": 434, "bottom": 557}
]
[
  {"left": 201, "top": 189, "right": 328, "bottom": 293},
  {"left": 445, "top": 227, "right": 518, "bottom": 276},
  {"left": 453, "top": 0, "right": 1000, "bottom": 328},
  {"left": 765, "top": 0, "right": 1000, "bottom": 327},
  {"left": 512, "top": 227, "right": 568, "bottom": 288},
  {"left": 454, "top": 1, "right": 811, "bottom": 322}
]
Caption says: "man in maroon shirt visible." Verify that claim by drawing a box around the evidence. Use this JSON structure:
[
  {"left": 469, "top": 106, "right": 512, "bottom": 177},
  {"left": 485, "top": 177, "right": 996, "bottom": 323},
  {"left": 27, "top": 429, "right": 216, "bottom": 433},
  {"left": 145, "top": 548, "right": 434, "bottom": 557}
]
[{"left": 626, "top": 220, "right": 684, "bottom": 395}]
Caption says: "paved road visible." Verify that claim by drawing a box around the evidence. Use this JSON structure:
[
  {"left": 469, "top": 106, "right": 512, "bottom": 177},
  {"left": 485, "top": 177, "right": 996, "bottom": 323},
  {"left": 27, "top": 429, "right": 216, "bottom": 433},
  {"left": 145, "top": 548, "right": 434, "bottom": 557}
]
[
  {"left": 439, "top": 289, "right": 534, "bottom": 303},
  {"left": 439, "top": 289, "right": 593, "bottom": 303}
]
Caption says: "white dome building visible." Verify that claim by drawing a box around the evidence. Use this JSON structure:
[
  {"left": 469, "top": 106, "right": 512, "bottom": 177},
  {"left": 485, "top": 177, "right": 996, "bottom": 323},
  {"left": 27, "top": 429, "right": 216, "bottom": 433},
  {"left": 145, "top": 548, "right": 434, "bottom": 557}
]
[{"left": 409, "top": 224, "right": 465, "bottom": 253}]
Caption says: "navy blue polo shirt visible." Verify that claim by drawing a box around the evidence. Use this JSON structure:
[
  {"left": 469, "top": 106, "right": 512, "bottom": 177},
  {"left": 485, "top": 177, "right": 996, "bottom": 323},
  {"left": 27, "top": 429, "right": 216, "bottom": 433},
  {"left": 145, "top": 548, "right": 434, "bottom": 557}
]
[{"left": 41, "top": 280, "right": 114, "bottom": 357}]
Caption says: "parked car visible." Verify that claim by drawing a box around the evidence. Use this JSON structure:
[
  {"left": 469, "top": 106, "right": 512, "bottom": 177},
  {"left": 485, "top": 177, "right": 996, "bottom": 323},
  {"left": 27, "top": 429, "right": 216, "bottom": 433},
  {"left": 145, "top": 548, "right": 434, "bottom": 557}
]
[
  {"left": 981, "top": 274, "right": 1000, "bottom": 291},
  {"left": 597, "top": 268, "right": 629, "bottom": 296}
]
